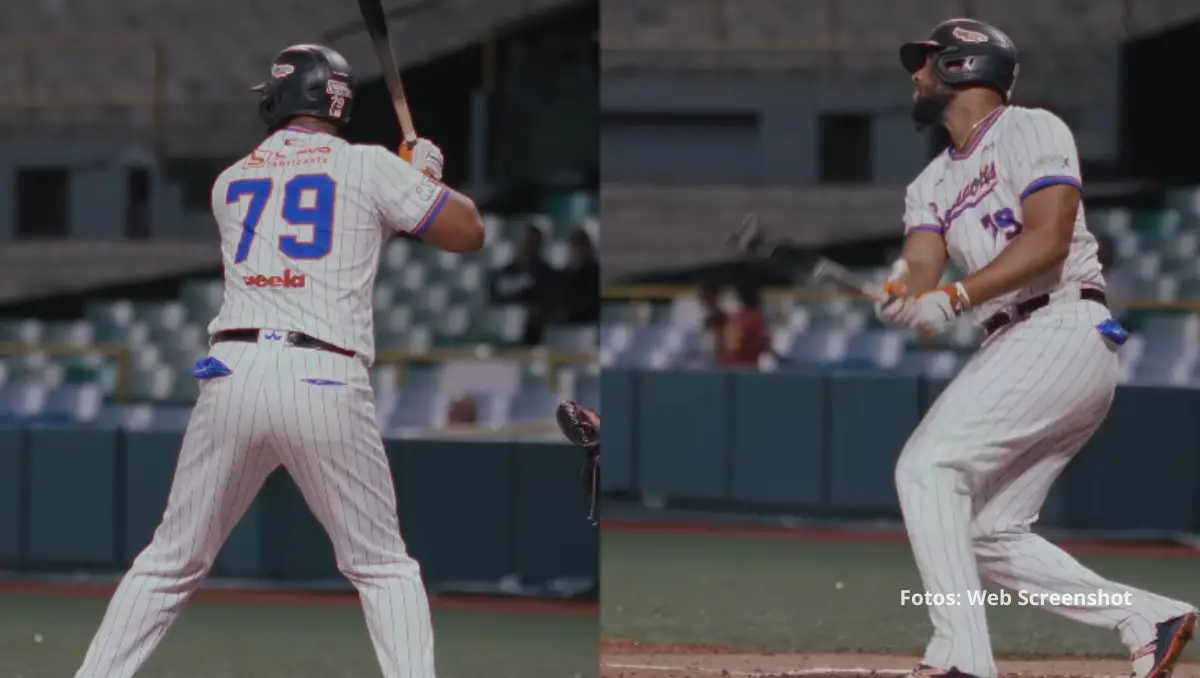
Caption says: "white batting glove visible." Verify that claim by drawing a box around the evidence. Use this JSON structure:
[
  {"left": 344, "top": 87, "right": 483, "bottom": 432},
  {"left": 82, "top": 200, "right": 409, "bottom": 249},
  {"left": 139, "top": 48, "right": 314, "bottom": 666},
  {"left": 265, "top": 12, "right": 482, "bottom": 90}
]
[
  {"left": 906, "top": 283, "right": 970, "bottom": 336},
  {"left": 873, "top": 259, "right": 916, "bottom": 327},
  {"left": 399, "top": 138, "right": 444, "bottom": 181}
]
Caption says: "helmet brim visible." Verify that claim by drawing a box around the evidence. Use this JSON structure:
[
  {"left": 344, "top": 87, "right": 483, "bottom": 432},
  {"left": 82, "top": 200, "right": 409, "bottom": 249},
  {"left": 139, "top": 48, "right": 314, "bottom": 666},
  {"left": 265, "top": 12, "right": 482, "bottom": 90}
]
[{"left": 900, "top": 41, "right": 943, "bottom": 73}]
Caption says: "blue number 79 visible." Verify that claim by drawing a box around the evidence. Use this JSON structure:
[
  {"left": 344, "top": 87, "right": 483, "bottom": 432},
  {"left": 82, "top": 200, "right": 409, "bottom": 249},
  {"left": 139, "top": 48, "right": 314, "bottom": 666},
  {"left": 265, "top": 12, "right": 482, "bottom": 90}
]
[{"left": 225, "top": 173, "right": 337, "bottom": 263}]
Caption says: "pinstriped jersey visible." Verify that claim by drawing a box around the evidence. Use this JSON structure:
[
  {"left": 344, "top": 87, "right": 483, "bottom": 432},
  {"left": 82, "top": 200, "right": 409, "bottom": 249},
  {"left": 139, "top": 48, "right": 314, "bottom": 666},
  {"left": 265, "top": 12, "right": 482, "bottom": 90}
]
[
  {"left": 902, "top": 106, "right": 1105, "bottom": 324},
  {"left": 208, "top": 127, "right": 449, "bottom": 365}
]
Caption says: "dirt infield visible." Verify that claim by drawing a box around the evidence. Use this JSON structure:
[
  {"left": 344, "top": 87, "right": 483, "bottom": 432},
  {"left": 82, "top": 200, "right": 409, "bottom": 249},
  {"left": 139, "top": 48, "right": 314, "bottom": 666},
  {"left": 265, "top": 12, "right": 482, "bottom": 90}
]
[{"left": 600, "top": 639, "right": 1200, "bottom": 678}]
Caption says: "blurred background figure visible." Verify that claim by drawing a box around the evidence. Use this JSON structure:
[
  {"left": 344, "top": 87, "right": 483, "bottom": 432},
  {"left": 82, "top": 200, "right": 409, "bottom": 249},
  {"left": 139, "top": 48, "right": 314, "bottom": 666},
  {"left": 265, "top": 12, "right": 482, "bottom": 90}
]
[
  {"left": 556, "top": 227, "right": 601, "bottom": 326},
  {"left": 716, "top": 280, "right": 770, "bottom": 369},
  {"left": 489, "top": 224, "right": 559, "bottom": 345}
]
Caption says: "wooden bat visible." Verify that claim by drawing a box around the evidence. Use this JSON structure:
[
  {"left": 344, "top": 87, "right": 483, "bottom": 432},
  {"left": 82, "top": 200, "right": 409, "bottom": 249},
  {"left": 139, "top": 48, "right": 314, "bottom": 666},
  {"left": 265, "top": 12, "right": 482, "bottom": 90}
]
[{"left": 356, "top": 0, "right": 418, "bottom": 147}]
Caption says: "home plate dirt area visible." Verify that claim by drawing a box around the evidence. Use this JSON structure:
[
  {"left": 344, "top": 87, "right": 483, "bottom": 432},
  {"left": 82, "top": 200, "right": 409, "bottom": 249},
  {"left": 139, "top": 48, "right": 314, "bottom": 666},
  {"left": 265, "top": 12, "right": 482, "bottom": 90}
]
[{"left": 600, "top": 639, "right": 1200, "bottom": 678}]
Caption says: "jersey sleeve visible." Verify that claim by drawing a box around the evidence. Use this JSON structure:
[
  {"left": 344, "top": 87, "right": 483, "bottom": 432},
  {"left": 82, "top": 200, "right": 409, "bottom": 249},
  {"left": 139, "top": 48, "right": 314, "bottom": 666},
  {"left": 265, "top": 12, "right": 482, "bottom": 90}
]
[
  {"left": 1003, "top": 110, "right": 1083, "bottom": 201},
  {"left": 903, "top": 182, "right": 943, "bottom": 236},
  {"left": 368, "top": 147, "right": 450, "bottom": 235}
]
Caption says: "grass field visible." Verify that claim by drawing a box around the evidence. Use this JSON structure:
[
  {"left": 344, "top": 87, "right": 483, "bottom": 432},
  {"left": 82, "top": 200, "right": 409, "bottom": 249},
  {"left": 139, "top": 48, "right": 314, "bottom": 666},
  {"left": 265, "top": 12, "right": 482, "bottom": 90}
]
[
  {"left": 601, "top": 527, "right": 1200, "bottom": 659},
  {"left": 0, "top": 590, "right": 597, "bottom": 678}
]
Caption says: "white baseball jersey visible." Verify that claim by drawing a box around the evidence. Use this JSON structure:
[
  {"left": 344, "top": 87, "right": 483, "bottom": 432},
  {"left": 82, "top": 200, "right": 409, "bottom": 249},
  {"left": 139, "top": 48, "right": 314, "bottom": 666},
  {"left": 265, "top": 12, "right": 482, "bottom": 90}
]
[
  {"left": 902, "top": 105, "right": 1106, "bottom": 323},
  {"left": 892, "top": 106, "right": 1197, "bottom": 678},
  {"left": 208, "top": 126, "right": 450, "bottom": 364},
  {"left": 73, "top": 125, "right": 444, "bottom": 678}
]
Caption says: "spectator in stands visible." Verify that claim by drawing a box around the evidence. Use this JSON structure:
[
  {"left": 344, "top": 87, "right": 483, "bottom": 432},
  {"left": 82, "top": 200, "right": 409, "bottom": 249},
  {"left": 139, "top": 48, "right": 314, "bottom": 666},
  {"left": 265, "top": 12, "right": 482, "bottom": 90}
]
[
  {"left": 446, "top": 394, "right": 479, "bottom": 426},
  {"left": 489, "top": 224, "right": 557, "bottom": 345},
  {"left": 716, "top": 281, "right": 770, "bottom": 368},
  {"left": 556, "top": 228, "right": 600, "bottom": 326}
]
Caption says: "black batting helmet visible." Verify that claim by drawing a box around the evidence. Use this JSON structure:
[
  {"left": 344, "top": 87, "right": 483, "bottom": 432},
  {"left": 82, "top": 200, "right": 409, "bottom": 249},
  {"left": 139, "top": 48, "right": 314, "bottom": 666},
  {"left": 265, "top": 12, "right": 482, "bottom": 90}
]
[
  {"left": 252, "top": 44, "right": 355, "bottom": 130},
  {"left": 900, "top": 19, "right": 1018, "bottom": 102}
]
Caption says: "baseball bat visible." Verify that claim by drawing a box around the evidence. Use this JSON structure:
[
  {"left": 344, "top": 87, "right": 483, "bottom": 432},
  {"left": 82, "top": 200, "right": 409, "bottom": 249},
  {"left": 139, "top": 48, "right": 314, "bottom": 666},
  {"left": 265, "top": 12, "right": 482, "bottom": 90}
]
[{"left": 356, "top": 0, "right": 418, "bottom": 147}]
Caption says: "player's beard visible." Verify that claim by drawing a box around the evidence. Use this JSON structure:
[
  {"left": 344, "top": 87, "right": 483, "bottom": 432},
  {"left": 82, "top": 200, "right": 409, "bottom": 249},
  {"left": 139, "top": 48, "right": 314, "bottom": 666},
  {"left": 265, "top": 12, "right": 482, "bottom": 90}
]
[{"left": 911, "top": 86, "right": 954, "bottom": 129}]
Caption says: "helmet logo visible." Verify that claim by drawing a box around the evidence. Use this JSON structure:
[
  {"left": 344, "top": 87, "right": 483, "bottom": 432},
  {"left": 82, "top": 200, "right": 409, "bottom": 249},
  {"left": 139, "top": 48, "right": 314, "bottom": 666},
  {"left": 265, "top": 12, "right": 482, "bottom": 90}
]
[
  {"left": 952, "top": 27, "right": 989, "bottom": 44},
  {"left": 326, "top": 80, "right": 352, "bottom": 98},
  {"left": 271, "top": 63, "right": 295, "bottom": 79}
]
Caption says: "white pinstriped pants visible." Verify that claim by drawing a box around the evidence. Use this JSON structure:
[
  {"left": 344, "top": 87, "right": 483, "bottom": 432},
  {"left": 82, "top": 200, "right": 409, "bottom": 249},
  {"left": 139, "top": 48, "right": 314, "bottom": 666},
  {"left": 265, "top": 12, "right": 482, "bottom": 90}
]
[
  {"left": 895, "top": 298, "right": 1194, "bottom": 678},
  {"left": 74, "top": 335, "right": 436, "bottom": 678}
]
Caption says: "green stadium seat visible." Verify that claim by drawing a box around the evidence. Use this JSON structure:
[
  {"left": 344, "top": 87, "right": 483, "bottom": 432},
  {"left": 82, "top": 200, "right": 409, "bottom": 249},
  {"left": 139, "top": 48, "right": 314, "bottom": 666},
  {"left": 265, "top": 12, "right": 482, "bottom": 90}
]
[
  {"left": 6, "top": 353, "right": 64, "bottom": 388},
  {"left": 95, "top": 321, "right": 151, "bottom": 346},
  {"left": 381, "top": 238, "right": 414, "bottom": 275},
  {"left": 488, "top": 240, "right": 517, "bottom": 267},
  {"left": 42, "top": 320, "right": 95, "bottom": 347},
  {"left": 395, "top": 261, "right": 429, "bottom": 293},
  {"left": 540, "top": 191, "right": 594, "bottom": 233},
  {"left": 467, "top": 306, "right": 527, "bottom": 345},
  {"left": 130, "top": 365, "right": 173, "bottom": 401},
  {"left": 1129, "top": 209, "right": 1178, "bottom": 234},
  {"left": 58, "top": 353, "right": 118, "bottom": 393},
  {"left": 804, "top": 300, "right": 870, "bottom": 332},
  {"left": 544, "top": 326, "right": 598, "bottom": 352},
  {"left": 519, "top": 362, "right": 551, "bottom": 392},
  {"left": 180, "top": 279, "right": 223, "bottom": 322},
  {"left": 601, "top": 302, "right": 647, "bottom": 325},
  {"left": 1088, "top": 208, "right": 1131, "bottom": 237},
  {"left": 135, "top": 301, "right": 188, "bottom": 330},
  {"left": 169, "top": 368, "right": 200, "bottom": 402},
  {"left": 433, "top": 305, "right": 471, "bottom": 339},
  {"left": 0, "top": 319, "right": 42, "bottom": 344},
  {"left": 1166, "top": 188, "right": 1200, "bottom": 216}
]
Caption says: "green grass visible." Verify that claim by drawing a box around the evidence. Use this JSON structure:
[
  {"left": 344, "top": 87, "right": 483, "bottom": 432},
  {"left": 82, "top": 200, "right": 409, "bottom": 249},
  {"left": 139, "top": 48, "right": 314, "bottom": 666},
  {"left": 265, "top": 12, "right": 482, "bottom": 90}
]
[
  {"left": 601, "top": 530, "right": 1200, "bottom": 659},
  {"left": 0, "top": 593, "right": 596, "bottom": 678}
]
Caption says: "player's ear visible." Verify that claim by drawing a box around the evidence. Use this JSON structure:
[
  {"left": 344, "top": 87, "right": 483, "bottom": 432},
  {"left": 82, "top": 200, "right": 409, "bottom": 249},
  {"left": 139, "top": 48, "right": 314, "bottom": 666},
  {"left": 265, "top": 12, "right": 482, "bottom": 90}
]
[{"left": 418, "top": 188, "right": 485, "bottom": 253}]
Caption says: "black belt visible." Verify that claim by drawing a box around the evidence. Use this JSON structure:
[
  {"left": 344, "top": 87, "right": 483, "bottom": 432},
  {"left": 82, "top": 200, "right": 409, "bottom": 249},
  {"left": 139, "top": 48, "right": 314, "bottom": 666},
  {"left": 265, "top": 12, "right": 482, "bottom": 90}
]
[
  {"left": 211, "top": 329, "right": 356, "bottom": 359},
  {"left": 982, "top": 288, "right": 1108, "bottom": 336}
]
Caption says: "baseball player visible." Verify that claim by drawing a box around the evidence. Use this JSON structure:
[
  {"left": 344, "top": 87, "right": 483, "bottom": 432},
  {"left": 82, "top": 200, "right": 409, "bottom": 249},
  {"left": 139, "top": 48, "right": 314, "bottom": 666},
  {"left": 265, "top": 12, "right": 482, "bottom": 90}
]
[
  {"left": 73, "top": 44, "right": 484, "bottom": 678},
  {"left": 876, "top": 19, "right": 1197, "bottom": 678}
]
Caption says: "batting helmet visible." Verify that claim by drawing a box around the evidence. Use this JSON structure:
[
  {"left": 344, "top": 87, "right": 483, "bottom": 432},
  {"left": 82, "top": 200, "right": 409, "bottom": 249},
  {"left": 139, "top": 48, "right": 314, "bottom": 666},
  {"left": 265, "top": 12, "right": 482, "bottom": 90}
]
[
  {"left": 900, "top": 19, "right": 1018, "bottom": 102},
  {"left": 252, "top": 44, "right": 355, "bottom": 130}
]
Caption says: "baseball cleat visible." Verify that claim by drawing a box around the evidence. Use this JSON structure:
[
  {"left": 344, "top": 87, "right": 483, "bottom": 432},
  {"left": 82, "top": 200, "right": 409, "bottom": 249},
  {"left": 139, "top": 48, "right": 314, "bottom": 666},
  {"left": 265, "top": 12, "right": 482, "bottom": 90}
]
[
  {"left": 1131, "top": 611, "right": 1198, "bottom": 678},
  {"left": 904, "top": 664, "right": 980, "bottom": 678}
]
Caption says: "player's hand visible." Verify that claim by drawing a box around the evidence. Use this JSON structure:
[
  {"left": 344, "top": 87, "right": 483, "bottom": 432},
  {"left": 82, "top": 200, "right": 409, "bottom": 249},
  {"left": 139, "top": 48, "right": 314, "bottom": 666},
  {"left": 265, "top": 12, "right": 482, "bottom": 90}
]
[
  {"left": 398, "top": 138, "right": 444, "bottom": 181},
  {"left": 873, "top": 259, "right": 917, "bottom": 327},
  {"left": 906, "top": 283, "right": 970, "bottom": 336}
]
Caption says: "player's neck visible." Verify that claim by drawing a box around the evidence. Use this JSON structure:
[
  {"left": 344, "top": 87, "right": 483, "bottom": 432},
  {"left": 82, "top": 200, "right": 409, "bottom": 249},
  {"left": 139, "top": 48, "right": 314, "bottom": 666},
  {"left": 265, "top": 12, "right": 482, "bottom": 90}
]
[
  {"left": 943, "top": 99, "right": 1003, "bottom": 151},
  {"left": 283, "top": 117, "right": 338, "bottom": 135}
]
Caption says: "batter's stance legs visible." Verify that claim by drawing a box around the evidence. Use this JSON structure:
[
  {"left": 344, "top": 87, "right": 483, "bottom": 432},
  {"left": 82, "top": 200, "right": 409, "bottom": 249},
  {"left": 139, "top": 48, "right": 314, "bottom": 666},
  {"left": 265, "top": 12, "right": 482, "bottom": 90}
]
[
  {"left": 895, "top": 315, "right": 1193, "bottom": 677},
  {"left": 74, "top": 378, "right": 280, "bottom": 678},
  {"left": 261, "top": 368, "right": 435, "bottom": 678}
]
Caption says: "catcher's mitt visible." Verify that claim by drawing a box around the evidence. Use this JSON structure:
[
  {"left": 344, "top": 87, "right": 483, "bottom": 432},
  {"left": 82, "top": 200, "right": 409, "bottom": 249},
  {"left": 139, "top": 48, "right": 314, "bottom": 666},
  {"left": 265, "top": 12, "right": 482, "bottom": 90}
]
[{"left": 556, "top": 400, "right": 600, "bottom": 525}]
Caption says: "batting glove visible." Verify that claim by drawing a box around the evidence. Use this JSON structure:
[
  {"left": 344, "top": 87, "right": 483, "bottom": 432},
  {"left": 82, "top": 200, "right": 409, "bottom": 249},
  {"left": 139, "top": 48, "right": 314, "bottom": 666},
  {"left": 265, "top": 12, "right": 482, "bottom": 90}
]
[
  {"left": 399, "top": 138, "right": 444, "bottom": 181},
  {"left": 907, "top": 282, "right": 971, "bottom": 336},
  {"left": 873, "top": 259, "right": 917, "bottom": 327}
]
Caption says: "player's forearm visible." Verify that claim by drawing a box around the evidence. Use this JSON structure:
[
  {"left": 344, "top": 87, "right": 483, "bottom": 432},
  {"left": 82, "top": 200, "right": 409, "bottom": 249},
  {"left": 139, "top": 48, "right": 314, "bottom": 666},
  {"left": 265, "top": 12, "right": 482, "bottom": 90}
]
[
  {"left": 899, "top": 231, "right": 949, "bottom": 295},
  {"left": 960, "top": 228, "right": 1071, "bottom": 306}
]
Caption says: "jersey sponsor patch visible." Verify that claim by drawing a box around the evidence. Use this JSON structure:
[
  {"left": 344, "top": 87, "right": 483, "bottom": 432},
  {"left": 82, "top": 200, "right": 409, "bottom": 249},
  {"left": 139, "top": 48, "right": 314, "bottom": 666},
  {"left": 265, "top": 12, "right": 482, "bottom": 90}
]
[{"left": 244, "top": 269, "right": 307, "bottom": 288}]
